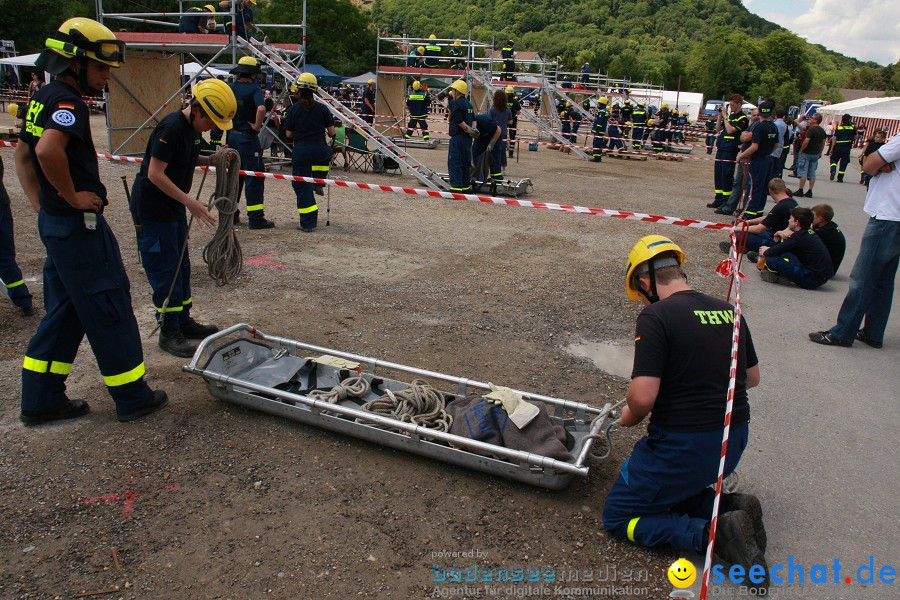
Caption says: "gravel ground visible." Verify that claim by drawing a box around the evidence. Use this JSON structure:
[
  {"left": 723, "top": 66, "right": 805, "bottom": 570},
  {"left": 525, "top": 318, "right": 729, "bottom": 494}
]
[{"left": 1, "top": 113, "right": 739, "bottom": 599}]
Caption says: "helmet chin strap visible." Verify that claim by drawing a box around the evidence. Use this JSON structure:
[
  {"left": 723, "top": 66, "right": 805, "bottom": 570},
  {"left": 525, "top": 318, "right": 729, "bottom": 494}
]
[{"left": 637, "top": 266, "right": 660, "bottom": 304}]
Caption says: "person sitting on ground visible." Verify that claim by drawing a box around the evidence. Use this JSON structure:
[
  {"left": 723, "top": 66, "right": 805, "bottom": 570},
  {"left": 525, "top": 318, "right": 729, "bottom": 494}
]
[
  {"left": 859, "top": 130, "right": 886, "bottom": 188},
  {"left": 755, "top": 207, "right": 834, "bottom": 289},
  {"left": 811, "top": 204, "right": 846, "bottom": 275},
  {"left": 719, "top": 178, "right": 798, "bottom": 255}
]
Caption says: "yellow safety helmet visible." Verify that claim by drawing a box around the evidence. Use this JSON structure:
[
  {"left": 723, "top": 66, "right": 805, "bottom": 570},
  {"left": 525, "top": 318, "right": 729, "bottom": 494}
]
[
  {"left": 231, "top": 55, "right": 261, "bottom": 75},
  {"left": 454, "top": 40, "right": 461, "bottom": 47},
  {"left": 192, "top": 78, "right": 237, "bottom": 131},
  {"left": 39, "top": 17, "right": 125, "bottom": 74},
  {"left": 647, "top": 118, "right": 655, "bottom": 126},
  {"left": 289, "top": 83, "right": 298, "bottom": 93},
  {"left": 244, "top": 0, "right": 257, "bottom": 4},
  {"left": 625, "top": 235, "right": 685, "bottom": 301},
  {"left": 295, "top": 72, "right": 318, "bottom": 90},
  {"left": 449, "top": 79, "right": 467, "bottom": 95},
  {"left": 412, "top": 80, "right": 421, "bottom": 90},
  {"left": 565, "top": 101, "right": 571, "bottom": 107},
  {"left": 417, "top": 46, "right": 425, "bottom": 55},
  {"left": 429, "top": 34, "right": 437, "bottom": 40},
  {"left": 7, "top": 103, "right": 19, "bottom": 118},
  {"left": 505, "top": 85, "right": 514, "bottom": 94},
  {"left": 662, "top": 103, "right": 669, "bottom": 109},
  {"left": 204, "top": 4, "right": 215, "bottom": 11},
  {"left": 598, "top": 96, "right": 609, "bottom": 105},
  {"left": 367, "top": 78, "right": 375, "bottom": 85}
]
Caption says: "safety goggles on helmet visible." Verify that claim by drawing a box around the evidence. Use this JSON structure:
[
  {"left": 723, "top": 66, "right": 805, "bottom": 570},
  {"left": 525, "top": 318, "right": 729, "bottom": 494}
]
[{"left": 46, "top": 33, "right": 125, "bottom": 66}]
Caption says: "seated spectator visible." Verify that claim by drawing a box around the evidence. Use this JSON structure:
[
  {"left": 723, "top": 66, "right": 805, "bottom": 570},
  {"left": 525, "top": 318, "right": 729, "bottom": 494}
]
[
  {"left": 755, "top": 207, "right": 834, "bottom": 289},
  {"left": 811, "top": 204, "right": 846, "bottom": 275},
  {"left": 719, "top": 178, "right": 797, "bottom": 254},
  {"left": 330, "top": 125, "right": 349, "bottom": 169},
  {"left": 859, "top": 130, "right": 886, "bottom": 187}
]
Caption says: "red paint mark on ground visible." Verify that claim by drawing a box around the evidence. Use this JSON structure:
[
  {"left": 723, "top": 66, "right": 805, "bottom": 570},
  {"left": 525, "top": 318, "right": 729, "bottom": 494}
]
[
  {"left": 80, "top": 477, "right": 180, "bottom": 517},
  {"left": 246, "top": 252, "right": 289, "bottom": 270}
]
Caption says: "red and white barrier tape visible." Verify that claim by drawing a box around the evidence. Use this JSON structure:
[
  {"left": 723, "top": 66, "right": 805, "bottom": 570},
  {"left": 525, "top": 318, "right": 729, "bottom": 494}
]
[
  {"left": 700, "top": 231, "right": 745, "bottom": 599},
  {"left": 0, "top": 141, "right": 736, "bottom": 231}
]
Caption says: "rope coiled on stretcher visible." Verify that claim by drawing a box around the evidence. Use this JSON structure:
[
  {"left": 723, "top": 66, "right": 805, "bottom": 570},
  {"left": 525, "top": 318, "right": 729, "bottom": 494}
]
[
  {"left": 359, "top": 379, "right": 453, "bottom": 432},
  {"left": 202, "top": 149, "right": 243, "bottom": 286},
  {"left": 309, "top": 376, "right": 370, "bottom": 403}
]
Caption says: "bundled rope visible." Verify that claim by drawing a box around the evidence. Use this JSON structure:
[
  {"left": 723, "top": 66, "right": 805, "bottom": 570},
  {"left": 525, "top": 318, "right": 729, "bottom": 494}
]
[
  {"left": 309, "top": 376, "right": 370, "bottom": 404},
  {"left": 359, "top": 379, "right": 453, "bottom": 432},
  {"left": 202, "top": 149, "right": 243, "bottom": 286}
]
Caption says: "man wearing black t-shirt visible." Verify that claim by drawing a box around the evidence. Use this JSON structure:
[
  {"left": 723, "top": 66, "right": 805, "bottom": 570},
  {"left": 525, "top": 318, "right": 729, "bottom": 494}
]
[
  {"left": 811, "top": 204, "right": 846, "bottom": 275},
  {"left": 603, "top": 235, "right": 767, "bottom": 590},
  {"left": 795, "top": 113, "right": 826, "bottom": 197},
  {"left": 14, "top": 18, "right": 166, "bottom": 424},
  {"left": 719, "top": 177, "right": 797, "bottom": 254},
  {"left": 758, "top": 207, "right": 834, "bottom": 289},
  {"left": 131, "top": 79, "right": 236, "bottom": 357},
  {"left": 736, "top": 99, "right": 778, "bottom": 219}
]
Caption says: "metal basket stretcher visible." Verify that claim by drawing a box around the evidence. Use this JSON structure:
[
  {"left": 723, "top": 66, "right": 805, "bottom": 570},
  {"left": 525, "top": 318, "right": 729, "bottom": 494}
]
[{"left": 183, "top": 324, "right": 614, "bottom": 490}]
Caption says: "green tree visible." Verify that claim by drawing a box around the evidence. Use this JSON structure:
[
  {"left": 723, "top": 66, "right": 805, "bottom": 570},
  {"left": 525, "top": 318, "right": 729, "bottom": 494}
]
[
  {"left": 759, "top": 30, "right": 813, "bottom": 94},
  {"left": 263, "top": 0, "right": 376, "bottom": 75},
  {"left": 846, "top": 66, "right": 887, "bottom": 90},
  {"left": 818, "top": 88, "right": 845, "bottom": 104},
  {"left": 686, "top": 29, "right": 759, "bottom": 98},
  {"left": 0, "top": 0, "right": 93, "bottom": 54}
]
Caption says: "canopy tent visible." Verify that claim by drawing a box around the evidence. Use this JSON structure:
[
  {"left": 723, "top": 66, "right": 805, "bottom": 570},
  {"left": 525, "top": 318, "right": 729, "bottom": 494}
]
[
  {"left": 343, "top": 71, "right": 376, "bottom": 85},
  {"left": 0, "top": 53, "right": 39, "bottom": 67},
  {"left": 303, "top": 64, "right": 342, "bottom": 83},
  {"left": 816, "top": 96, "right": 900, "bottom": 119},
  {"left": 182, "top": 62, "right": 230, "bottom": 78}
]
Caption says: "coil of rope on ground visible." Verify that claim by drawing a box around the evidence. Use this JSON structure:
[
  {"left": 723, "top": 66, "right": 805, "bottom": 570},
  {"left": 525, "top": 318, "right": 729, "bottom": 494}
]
[
  {"left": 359, "top": 379, "right": 453, "bottom": 432},
  {"left": 202, "top": 148, "right": 243, "bottom": 286}
]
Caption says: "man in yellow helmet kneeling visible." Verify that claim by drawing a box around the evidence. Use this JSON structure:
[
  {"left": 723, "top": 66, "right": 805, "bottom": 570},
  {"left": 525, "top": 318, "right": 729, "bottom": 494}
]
[{"left": 602, "top": 235, "right": 769, "bottom": 594}]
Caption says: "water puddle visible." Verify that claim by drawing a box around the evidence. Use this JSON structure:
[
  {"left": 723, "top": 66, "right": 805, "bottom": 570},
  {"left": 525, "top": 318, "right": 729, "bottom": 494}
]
[{"left": 566, "top": 340, "right": 634, "bottom": 379}]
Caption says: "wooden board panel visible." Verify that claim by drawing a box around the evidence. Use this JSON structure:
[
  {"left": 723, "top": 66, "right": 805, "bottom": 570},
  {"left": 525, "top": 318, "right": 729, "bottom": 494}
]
[
  {"left": 374, "top": 74, "right": 406, "bottom": 138},
  {"left": 108, "top": 53, "right": 181, "bottom": 155}
]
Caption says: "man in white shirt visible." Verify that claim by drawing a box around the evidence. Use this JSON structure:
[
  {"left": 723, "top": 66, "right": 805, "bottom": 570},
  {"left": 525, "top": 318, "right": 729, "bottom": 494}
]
[{"left": 809, "top": 134, "right": 900, "bottom": 348}]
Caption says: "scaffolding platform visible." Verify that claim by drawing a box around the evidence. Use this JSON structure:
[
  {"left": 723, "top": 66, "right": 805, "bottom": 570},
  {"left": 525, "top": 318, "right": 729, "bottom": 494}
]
[
  {"left": 183, "top": 324, "right": 613, "bottom": 490},
  {"left": 115, "top": 32, "right": 302, "bottom": 54}
]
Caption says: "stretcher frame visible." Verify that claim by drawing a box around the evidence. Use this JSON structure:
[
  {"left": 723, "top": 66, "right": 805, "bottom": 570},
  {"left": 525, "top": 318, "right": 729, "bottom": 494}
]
[{"left": 183, "top": 324, "right": 613, "bottom": 489}]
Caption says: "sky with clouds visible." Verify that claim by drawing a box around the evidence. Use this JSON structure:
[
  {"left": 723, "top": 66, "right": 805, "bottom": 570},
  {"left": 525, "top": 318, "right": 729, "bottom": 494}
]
[{"left": 742, "top": 0, "right": 899, "bottom": 66}]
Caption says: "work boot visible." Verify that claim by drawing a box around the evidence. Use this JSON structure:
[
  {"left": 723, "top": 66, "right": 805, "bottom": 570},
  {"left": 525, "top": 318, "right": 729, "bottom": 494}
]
[
  {"left": 159, "top": 330, "right": 199, "bottom": 359},
  {"left": 746, "top": 251, "right": 760, "bottom": 264},
  {"left": 314, "top": 185, "right": 325, "bottom": 197},
  {"left": 793, "top": 188, "right": 804, "bottom": 197},
  {"left": 118, "top": 389, "right": 169, "bottom": 422},
  {"left": 509, "top": 149, "right": 514, "bottom": 158},
  {"left": 837, "top": 176, "right": 843, "bottom": 183},
  {"left": 20, "top": 305, "right": 35, "bottom": 317},
  {"left": 707, "top": 201, "right": 721, "bottom": 208},
  {"left": 713, "top": 510, "right": 769, "bottom": 595},
  {"left": 719, "top": 241, "right": 732, "bottom": 254},
  {"left": 804, "top": 190, "right": 813, "bottom": 198},
  {"left": 20, "top": 399, "right": 90, "bottom": 426},
  {"left": 180, "top": 318, "right": 219, "bottom": 340},
  {"left": 715, "top": 208, "right": 734, "bottom": 216},
  {"left": 591, "top": 157, "right": 602, "bottom": 162},
  {"left": 759, "top": 270, "right": 792, "bottom": 285},
  {"left": 248, "top": 218, "right": 275, "bottom": 230},
  {"left": 830, "top": 170, "right": 835, "bottom": 181},
  {"left": 720, "top": 493, "right": 767, "bottom": 552}
]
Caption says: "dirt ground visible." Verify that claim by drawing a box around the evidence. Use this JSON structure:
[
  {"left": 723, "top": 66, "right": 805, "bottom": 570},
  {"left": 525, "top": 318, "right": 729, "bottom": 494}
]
[{"left": 1, "top": 113, "right": 739, "bottom": 599}]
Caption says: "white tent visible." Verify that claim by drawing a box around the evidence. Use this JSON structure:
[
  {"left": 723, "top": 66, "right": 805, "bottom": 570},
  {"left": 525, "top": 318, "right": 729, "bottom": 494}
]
[
  {"left": 0, "top": 53, "right": 39, "bottom": 67},
  {"left": 343, "top": 71, "right": 376, "bottom": 85},
  {"left": 182, "top": 62, "right": 230, "bottom": 78},
  {"left": 816, "top": 97, "right": 893, "bottom": 115}
]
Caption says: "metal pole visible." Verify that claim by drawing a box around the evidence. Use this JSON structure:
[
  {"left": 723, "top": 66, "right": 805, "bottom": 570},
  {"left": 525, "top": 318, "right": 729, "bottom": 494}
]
[{"left": 301, "top": 0, "right": 307, "bottom": 68}]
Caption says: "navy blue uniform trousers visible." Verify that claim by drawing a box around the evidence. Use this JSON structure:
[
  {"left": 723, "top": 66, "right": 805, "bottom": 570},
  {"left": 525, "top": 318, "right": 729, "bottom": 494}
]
[
  {"left": 1, "top": 203, "right": 33, "bottom": 310},
  {"left": 603, "top": 422, "right": 748, "bottom": 552},
  {"left": 743, "top": 157, "right": 773, "bottom": 218},
  {"left": 713, "top": 149, "right": 738, "bottom": 205},
  {"left": 292, "top": 143, "right": 332, "bottom": 230},
  {"left": 137, "top": 218, "right": 192, "bottom": 333},
  {"left": 22, "top": 212, "right": 153, "bottom": 416},
  {"left": 227, "top": 130, "right": 267, "bottom": 222},
  {"left": 448, "top": 135, "right": 472, "bottom": 191},
  {"left": 472, "top": 138, "right": 504, "bottom": 181}
]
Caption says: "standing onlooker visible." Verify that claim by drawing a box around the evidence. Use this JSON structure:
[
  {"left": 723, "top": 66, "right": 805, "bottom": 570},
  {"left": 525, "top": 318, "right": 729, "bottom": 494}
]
[
  {"left": 788, "top": 113, "right": 808, "bottom": 176},
  {"left": 361, "top": 79, "right": 376, "bottom": 125},
  {"left": 0, "top": 155, "right": 34, "bottom": 316},
  {"left": 227, "top": 57, "right": 273, "bottom": 229},
  {"left": 27, "top": 72, "right": 42, "bottom": 101},
  {"left": 771, "top": 108, "right": 788, "bottom": 179},
  {"left": 580, "top": 63, "right": 590, "bottom": 86},
  {"left": 506, "top": 85, "right": 521, "bottom": 158},
  {"left": 829, "top": 114, "right": 856, "bottom": 182},
  {"left": 283, "top": 73, "right": 335, "bottom": 233},
  {"left": 809, "top": 133, "right": 900, "bottom": 348},
  {"left": 15, "top": 17, "right": 166, "bottom": 424},
  {"left": 794, "top": 113, "right": 826, "bottom": 198},
  {"left": 708, "top": 94, "right": 749, "bottom": 209},
  {"left": 716, "top": 108, "right": 759, "bottom": 216},
  {"left": 488, "top": 89, "right": 512, "bottom": 169},
  {"left": 736, "top": 99, "right": 778, "bottom": 219},
  {"left": 859, "top": 130, "right": 886, "bottom": 188}
]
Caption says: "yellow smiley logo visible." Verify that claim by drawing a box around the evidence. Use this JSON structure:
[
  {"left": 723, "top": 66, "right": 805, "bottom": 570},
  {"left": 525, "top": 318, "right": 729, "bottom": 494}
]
[{"left": 668, "top": 558, "right": 697, "bottom": 588}]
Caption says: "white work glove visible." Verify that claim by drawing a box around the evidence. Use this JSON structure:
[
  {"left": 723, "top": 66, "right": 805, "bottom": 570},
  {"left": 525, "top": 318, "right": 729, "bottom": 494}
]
[
  {"left": 467, "top": 124, "right": 480, "bottom": 138},
  {"left": 487, "top": 139, "right": 497, "bottom": 151},
  {"left": 485, "top": 383, "right": 539, "bottom": 429}
]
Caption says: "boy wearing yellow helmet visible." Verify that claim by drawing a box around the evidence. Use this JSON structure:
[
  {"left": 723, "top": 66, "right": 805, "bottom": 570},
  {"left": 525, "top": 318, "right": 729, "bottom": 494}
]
[
  {"left": 128, "top": 79, "right": 236, "bottom": 357},
  {"left": 603, "top": 235, "right": 767, "bottom": 591},
  {"left": 448, "top": 40, "right": 465, "bottom": 70},
  {"left": 178, "top": 4, "right": 216, "bottom": 34},
  {"left": 16, "top": 18, "right": 167, "bottom": 424}
]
